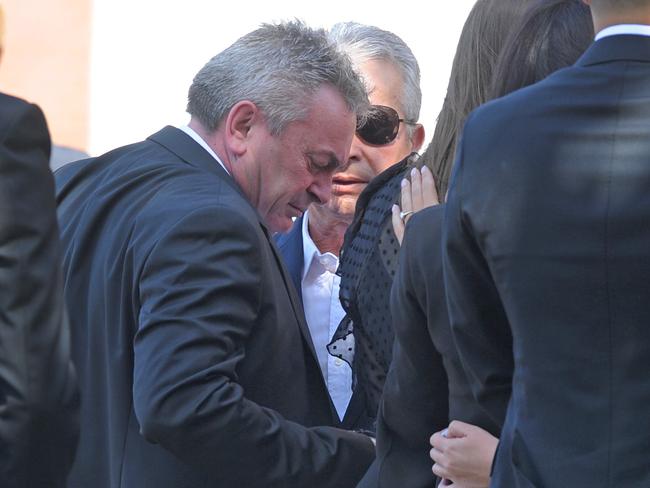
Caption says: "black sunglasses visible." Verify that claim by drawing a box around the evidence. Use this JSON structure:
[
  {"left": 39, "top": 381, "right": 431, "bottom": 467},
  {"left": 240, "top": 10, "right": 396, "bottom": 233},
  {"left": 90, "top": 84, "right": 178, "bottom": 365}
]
[{"left": 356, "top": 105, "right": 416, "bottom": 146}]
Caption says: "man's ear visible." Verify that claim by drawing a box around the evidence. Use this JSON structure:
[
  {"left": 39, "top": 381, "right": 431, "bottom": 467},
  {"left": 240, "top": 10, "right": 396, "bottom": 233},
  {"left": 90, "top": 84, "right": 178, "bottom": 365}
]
[
  {"left": 410, "top": 124, "right": 426, "bottom": 153},
  {"left": 224, "top": 100, "right": 260, "bottom": 157}
]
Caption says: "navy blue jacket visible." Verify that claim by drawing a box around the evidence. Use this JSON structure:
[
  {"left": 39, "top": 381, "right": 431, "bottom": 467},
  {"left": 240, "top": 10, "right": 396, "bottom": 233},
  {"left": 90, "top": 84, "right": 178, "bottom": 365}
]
[
  {"left": 444, "top": 35, "right": 650, "bottom": 487},
  {"left": 56, "top": 126, "right": 374, "bottom": 488}
]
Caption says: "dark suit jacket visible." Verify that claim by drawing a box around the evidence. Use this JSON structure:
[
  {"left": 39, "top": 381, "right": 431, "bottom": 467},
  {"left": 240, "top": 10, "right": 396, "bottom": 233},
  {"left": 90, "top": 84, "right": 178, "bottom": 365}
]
[
  {"left": 56, "top": 126, "right": 374, "bottom": 488},
  {"left": 444, "top": 35, "right": 650, "bottom": 487},
  {"left": 275, "top": 216, "right": 372, "bottom": 432},
  {"left": 0, "top": 93, "right": 79, "bottom": 487},
  {"left": 358, "top": 205, "right": 500, "bottom": 488}
]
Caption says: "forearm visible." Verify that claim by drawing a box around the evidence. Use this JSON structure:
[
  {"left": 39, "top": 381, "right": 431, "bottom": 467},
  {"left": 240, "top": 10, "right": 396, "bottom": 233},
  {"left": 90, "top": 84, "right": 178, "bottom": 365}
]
[{"left": 136, "top": 374, "right": 374, "bottom": 487}]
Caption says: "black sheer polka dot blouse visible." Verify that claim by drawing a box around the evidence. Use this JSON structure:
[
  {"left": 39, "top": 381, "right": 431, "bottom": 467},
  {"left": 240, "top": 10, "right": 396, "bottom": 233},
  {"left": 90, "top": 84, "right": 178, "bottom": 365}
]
[{"left": 328, "top": 152, "right": 419, "bottom": 425}]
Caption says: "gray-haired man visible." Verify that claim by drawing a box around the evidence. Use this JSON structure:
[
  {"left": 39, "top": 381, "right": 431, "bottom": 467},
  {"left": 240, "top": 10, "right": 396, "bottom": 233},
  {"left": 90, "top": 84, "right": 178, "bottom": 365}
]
[
  {"left": 56, "top": 21, "right": 374, "bottom": 488},
  {"left": 276, "top": 22, "right": 424, "bottom": 431}
]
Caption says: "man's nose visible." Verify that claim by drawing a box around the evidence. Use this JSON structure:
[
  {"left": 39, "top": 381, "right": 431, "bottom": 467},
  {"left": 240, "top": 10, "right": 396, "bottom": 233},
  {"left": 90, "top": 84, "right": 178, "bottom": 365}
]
[
  {"left": 308, "top": 174, "right": 333, "bottom": 205},
  {"left": 347, "top": 134, "right": 364, "bottom": 163}
]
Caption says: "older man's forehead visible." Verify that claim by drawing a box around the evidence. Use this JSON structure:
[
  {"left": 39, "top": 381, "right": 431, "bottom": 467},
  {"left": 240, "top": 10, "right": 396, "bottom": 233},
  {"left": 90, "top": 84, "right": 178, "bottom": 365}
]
[{"left": 358, "top": 59, "right": 407, "bottom": 113}]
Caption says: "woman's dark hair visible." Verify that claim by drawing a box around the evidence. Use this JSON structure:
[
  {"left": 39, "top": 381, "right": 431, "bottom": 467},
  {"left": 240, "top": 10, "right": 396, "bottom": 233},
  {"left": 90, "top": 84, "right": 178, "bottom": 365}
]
[
  {"left": 490, "top": 0, "right": 594, "bottom": 99},
  {"left": 419, "top": 0, "right": 532, "bottom": 199}
]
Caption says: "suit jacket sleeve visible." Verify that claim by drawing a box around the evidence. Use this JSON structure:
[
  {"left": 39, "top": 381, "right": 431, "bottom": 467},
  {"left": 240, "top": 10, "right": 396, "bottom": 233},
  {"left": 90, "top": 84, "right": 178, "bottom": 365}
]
[
  {"left": 442, "top": 116, "right": 513, "bottom": 428},
  {"left": 134, "top": 206, "right": 374, "bottom": 487},
  {"left": 0, "top": 100, "right": 79, "bottom": 487}
]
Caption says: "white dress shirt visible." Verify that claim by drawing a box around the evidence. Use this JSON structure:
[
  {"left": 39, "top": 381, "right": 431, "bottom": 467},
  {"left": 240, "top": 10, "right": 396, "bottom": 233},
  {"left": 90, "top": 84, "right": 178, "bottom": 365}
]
[
  {"left": 595, "top": 24, "right": 650, "bottom": 41},
  {"left": 301, "top": 211, "right": 352, "bottom": 421},
  {"left": 178, "top": 125, "right": 230, "bottom": 175}
]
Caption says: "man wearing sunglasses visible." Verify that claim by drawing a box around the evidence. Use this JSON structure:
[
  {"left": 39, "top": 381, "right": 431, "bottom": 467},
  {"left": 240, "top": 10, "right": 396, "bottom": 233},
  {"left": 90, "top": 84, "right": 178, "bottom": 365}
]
[{"left": 276, "top": 22, "right": 424, "bottom": 433}]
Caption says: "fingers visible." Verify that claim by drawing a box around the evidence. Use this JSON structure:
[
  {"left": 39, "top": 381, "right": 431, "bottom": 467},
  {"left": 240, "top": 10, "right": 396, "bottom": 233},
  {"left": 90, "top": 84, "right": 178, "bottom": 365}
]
[
  {"left": 421, "top": 166, "right": 439, "bottom": 207},
  {"left": 391, "top": 204, "right": 405, "bottom": 245},
  {"left": 447, "top": 420, "right": 472, "bottom": 439},
  {"left": 430, "top": 428, "right": 459, "bottom": 481},
  {"left": 400, "top": 177, "right": 413, "bottom": 218},
  {"left": 409, "top": 167, "right": 423, "bottom": 212},
  {"left": 396, "top": 167, "right": 439, "bottom": 243},
  {"left": 430, "top": 444, "right": 444, "bottom": 464},
  {"left": 431, "top": 438, "right": 463, "bottom": 485},
  {"left": 430, "top": 429, "right": 451, "bottom": 448},
  {"left": 403, "top": 166, "right": 439, "bottom": 218},
  {"left": 432, "top": 461, "right": 450, "bottom": 481}
]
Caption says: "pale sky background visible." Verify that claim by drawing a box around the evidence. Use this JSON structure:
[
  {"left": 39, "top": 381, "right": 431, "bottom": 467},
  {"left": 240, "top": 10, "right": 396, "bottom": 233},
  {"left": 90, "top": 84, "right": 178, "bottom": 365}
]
[{"left": 88, "top": 0, "right": 476, "bottom": 155}]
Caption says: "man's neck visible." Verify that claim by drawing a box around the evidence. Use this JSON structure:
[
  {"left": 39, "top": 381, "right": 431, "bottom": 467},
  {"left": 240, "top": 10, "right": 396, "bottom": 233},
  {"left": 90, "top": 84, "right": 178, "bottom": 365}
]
[
  {"left": 592, "top": 13, "right": 650, "bottom": 35},
  {"left": 307, "top": 206, "right": 351, "bottom": 256},
  {"left": 188, "top": 118, "right": 233, "bottom": 173}
]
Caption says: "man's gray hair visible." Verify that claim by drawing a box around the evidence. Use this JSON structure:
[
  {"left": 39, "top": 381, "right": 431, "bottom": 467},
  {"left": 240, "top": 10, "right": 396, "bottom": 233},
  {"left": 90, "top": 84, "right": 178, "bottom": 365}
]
[
  {"left": 187, "top": 20, "right": 368, "bottom": 135},
  {"left": 328, "top": 22, "right": 422, "bottom": 138}
]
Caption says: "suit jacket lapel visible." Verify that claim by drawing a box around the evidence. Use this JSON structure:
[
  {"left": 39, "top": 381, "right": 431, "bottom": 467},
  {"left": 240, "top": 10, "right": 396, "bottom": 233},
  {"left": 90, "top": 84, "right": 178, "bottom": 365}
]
[
  {"left": 341, "top": 389, "right": 366, "bottom": 429},
  {"left": 262, "top": 225, "right": 340, "bottom": 420},
  {"left": 261, "top": 226, "right": 322, "bottom": 369},
  {"left": 148, "top": 126, "right": 246, "bottom": 200},
  {"left": 274, "top": 217, "right": 304, "bottom": 298}
]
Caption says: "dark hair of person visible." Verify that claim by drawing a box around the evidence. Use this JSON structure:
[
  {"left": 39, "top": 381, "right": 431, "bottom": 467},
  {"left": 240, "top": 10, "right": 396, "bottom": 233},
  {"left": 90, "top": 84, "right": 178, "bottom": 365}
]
[
  {"left": 419, "top": 0, "right": 532, "bottom": 199},
  {"left": 490, "top": 0, "right": 594, "bottom": 99}
]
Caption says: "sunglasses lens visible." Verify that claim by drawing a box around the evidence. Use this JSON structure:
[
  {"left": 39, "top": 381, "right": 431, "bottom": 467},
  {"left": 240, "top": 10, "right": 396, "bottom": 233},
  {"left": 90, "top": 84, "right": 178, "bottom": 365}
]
[{"left": 356, "top": 105, "right": 400, "bottom": 145}]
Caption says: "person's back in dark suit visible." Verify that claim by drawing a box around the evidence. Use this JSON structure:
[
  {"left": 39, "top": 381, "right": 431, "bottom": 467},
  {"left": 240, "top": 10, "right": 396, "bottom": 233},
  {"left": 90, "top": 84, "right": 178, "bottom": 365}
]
[
  {"left": 57, "top": 22, "right": 374, "bottom": 488},
  {"left": 0, "top": 92, "right": 79, "bottom": 487},
  {"left": 443, "top": 3, "right": 650, "bottom": 485}
]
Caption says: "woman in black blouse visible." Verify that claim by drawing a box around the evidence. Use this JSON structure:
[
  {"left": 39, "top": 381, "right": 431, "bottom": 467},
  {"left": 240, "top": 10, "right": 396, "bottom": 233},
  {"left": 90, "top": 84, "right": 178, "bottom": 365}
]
[{"left": 329, "top": 0, "right": 531, "bottom": 457}]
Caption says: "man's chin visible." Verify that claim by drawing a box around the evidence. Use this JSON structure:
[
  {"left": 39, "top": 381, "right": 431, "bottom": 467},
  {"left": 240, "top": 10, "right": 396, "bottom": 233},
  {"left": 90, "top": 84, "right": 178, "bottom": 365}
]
[
  {"left": 309, "top": 199, "right": 356, "bottom": 224},
  {"left": 267, "top": 214, "right": 295, "bottom": 234}
]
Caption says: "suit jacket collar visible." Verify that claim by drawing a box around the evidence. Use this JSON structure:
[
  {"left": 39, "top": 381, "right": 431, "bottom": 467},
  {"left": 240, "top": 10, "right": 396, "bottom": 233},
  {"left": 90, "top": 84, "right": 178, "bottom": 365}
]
[
  {"left": 577, "top": 34, "right": 650, "bottom": 67},
  {"left": 148, "top": 126, "right": 272, "bottom": 234}
]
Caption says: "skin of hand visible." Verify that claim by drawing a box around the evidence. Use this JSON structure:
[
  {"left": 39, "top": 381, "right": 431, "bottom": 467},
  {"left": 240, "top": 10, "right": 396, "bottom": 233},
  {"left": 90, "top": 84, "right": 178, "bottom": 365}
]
[
  {"left": 391, "top": 165, "right": 438, "bottom": 244},
  {"left": 429, "top": 421, "right": 499, "bottom": 488}
]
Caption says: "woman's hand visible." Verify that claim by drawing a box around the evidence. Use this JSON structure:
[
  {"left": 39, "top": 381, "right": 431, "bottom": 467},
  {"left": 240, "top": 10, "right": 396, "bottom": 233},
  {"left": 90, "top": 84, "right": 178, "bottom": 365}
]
[
  {"left": 391, "top": 166, "right": 438, "bottom": 244},
  {"left": 430, "top": 421, "right": 498, "bottom": 488}
]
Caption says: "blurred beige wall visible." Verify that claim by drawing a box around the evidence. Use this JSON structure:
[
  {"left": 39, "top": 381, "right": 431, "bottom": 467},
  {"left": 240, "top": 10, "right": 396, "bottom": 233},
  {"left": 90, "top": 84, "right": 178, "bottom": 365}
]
[{"left": 0, "top": 0, "right": 91, "bottom": 151}]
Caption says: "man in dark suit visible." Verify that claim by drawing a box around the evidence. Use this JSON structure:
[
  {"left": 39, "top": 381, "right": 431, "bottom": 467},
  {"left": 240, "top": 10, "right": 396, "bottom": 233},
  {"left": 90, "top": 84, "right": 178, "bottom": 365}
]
[
  {"left": 275, "top": 22, "right": 424, "bottom": 433},
  {"left": 443, "top": 1, "right": 650, "bottom": 485},
  {"left": 56, "top": 21, "right": 375, "bottom": 488},
  {"left": 0, "top": 92, "right": 79, "bottom": 487}
]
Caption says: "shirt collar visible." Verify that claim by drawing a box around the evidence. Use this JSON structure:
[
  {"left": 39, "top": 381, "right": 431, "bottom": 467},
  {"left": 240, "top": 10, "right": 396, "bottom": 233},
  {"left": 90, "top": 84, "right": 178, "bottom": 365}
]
[
  {"left": 595, "top": 24, "right": 650, "bottom": 41},
  {"left": 301, "top": 210, "right": 339, "bottom": 280},
  {"left": 178, "top": 124, "right": 230, "bottom": 175}
]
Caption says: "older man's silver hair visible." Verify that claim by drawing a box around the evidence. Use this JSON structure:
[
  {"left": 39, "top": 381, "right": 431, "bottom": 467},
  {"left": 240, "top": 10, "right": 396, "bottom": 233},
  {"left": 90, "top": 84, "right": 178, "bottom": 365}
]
[
  {"left": 187, "top": 20, "right": 368, "bottom": 135},
  {"left": 328, "top": 22, "right": 422, "bottom": 138}
]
